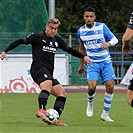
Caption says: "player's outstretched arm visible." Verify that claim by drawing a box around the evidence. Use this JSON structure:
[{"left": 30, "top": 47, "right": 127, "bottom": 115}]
[
  {"left": 1, "top": 38, "right": 24, "bottom": 58},
  {"left": 65, "top": 47, "right": 92, "bottom": 66},
  {"left": 0, "top": 38, "right": 25, "bottom": 60}
]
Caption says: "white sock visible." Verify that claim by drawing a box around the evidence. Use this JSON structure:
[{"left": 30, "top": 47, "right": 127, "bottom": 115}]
[
  {"left": 102, "top": 92, "right": 114, "bottom": 115},
  {"left": 87, "top": 93, "right": 96, "bottom": 105}
]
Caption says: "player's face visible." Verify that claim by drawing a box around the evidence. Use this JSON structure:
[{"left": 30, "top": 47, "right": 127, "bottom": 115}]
[
  {"left": 45, "top": 23, "right": 59, "bottom": 37},
  {"left": 83, "top": 12, "right": 96, "bottom": 28}
]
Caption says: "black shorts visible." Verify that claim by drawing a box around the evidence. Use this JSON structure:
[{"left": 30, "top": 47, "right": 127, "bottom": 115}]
[
  {"left": 30, "top": 64, "right": 60, "bottom": 86},
  {"left": 128, "top": 79, "right": 133, "bottom": 91}
]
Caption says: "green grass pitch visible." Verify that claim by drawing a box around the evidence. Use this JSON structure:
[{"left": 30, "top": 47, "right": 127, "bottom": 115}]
[{"left": 0, "top": 93, "right": 133, "bottom": 133}]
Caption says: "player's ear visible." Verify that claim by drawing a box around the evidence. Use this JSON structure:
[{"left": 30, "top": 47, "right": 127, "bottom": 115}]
[
  {"left": 94, "top": 15, "right": 96, "bottom": 20},
  {"left": 45, "top": 24, "right": 49, "bottom": 30}
]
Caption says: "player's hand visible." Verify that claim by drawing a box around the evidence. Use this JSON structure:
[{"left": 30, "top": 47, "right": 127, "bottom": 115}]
[
  {"left": 77, "top": 67, "right": 85, "bottom": 76},
  {"left": 0, "top": 51, "right": 6, "bottom": 60},
  {"left": 122, "top": 43, "right": 132, "bottom": 54},
  {"left": 101, "top": 42, "right": 110, "bottom": 49},
  {"left": 84, "top": 56, "right": 92, "bottom": 66}
]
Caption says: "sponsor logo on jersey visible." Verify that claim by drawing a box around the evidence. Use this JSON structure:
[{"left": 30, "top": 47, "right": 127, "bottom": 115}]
[
  {"left": 42, "top": 46, "right": 56, "bottom": 53},
  {"left": 84, "top": 39, "right": 98, "bottom": 45}
]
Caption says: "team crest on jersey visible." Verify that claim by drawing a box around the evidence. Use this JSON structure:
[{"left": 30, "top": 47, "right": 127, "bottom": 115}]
[
  {"left": 49, "top": 41, "right": 53, "bottom": 47},
  {"left": 55, "top": 42, "right": 58, "bottom": 47}
]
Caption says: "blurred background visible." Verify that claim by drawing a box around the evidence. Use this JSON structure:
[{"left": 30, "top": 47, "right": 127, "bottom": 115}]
[{"left": 0, "top": 0, "right": 133, "bottom": 86}]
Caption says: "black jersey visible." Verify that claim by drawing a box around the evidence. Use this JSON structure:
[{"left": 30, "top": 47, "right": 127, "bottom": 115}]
[
  {"left": 23, "top": 31, "right": 69, "bottom": 73},
  {"left": 4, "top": 31, "right": 85, "bottom": 74},
  {"left": 127, "top": 11, "right": 133, "bottom": 30}
]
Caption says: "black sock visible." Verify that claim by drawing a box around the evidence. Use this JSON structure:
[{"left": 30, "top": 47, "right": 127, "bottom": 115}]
[
  {"left": 54, "top": 96, "right": 66, "bottom": 117},
  {"left": 38, "top": 90, "right": 50, "bottom": 110}
]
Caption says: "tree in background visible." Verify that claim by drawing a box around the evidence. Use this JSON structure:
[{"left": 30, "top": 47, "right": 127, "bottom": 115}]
[
  {"left": 0, "top": 0, "right": 132, "bottom": 33},
  {"left": 45, "top": 0, "right": 133, "bottom": 33}
]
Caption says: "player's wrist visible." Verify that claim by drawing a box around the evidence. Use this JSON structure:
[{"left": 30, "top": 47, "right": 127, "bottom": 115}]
[
  {"left": 122, "top": 41, "right": 130, "bottom": 46},
  {"left": 108, "top": 42, "right": 111, "bottom": 47},
  {"left": 79, "top": 66, "right": 84, "bottom": 69}
]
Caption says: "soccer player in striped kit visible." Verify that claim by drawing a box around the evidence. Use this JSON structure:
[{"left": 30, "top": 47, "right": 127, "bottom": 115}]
[
  {"left": 122, "top": 11, "right": 133, "bottom": 108},
  {"left": 77, "top": 7, "right": 118, "bottom": 122}
]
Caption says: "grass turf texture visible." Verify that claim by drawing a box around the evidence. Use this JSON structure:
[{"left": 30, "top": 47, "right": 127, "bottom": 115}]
[{"left": 0, "top": 93, "right": 133, "bottom": 133}]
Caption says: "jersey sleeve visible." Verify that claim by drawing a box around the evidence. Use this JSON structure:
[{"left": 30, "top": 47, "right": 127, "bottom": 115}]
[
  {"left": 127, "top": 11, "right": 133, "bottom": 30},
  {"left": 103, "top": 24, "right": 118, "bottom": 45},
  {"left": 23, "top": 33, "right": 37, "bottom": 44},
  {"left": 103, "top": 24, "right": 115, "bottom": 41},
  {"left": 77, "top": 28, "right": 83, "bottom": 44},
  {"left": 56, "top": 36, "right": 85, "bottom": 58},
  {"left": 56, "top": 36, "right": 69, "bottom": 51},
  {"left": 4, "top": 39, "right": 24, "bottom": 53},
  {"left": 4, "top": 32, "right": 38, "bottom": 53}
]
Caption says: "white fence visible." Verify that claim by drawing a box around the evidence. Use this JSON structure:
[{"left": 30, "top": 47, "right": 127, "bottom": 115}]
[
  {"left": 0, "top": 53, "right": 132, "bottom": 93},
  {"left": 0, "top": 54, "right": 69, "bottom": 93}
]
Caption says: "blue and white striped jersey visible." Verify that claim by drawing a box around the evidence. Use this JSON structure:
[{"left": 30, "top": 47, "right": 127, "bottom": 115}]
[{"left": 77, "top": 22, "right": 117, "bottom": 62}]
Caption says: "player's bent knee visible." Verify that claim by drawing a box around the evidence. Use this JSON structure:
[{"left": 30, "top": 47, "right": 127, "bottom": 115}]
[
  {"left": 62, "top": 91, "right": 67, "bottom": 97},
  {"left": 105, "top": 84, "right": 114, "bottom": 94}
]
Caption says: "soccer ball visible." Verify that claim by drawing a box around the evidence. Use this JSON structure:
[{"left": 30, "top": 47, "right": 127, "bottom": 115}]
[{"left": 46, "top": 109, "right": 59, "bottom": 124}]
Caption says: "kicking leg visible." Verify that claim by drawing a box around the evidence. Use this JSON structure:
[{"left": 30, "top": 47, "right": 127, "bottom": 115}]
[
  {"left": 36, "top": 80, "right": 53, "bottom": 123},
  {"left": 51, "top": 83, "right": 68, "bottom": 126}
]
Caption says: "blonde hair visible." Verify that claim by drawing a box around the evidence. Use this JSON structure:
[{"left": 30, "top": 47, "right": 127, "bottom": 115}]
[{"left": 47, "top": 18, "right": 61, "bottom": 26}]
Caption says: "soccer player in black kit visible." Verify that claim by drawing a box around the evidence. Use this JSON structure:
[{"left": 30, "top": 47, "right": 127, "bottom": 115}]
[
  {"left": 0, "top": 18, "right": 92, "bottom": 126},
  {"left": 122, "top": 11, "right": 133, "bottom": 108}
]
